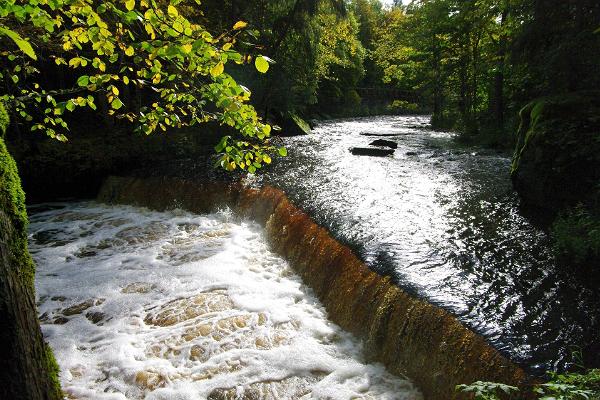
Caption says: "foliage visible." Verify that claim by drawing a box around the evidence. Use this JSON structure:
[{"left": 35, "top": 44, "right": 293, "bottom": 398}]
[
  {"left": 457, "top": 369, "right": 600, "bottom": 400},
  {"left": 552, "top": 205, "right": 600, "bottom": 267},
  {"left": 456, "top": 381, "right": 519, "bottom": 400},
  {"left": 0, "top": 0, "right": 283, "bottom": 172},
  {"left": 44, "top": 342, "right": 63, "bottom": 399},
  {"left": 386, "top": 99, "right": 419, "bottom": 113},
  {"left": 369, "top": 0, "right": 600, "bottom": 140},
  {"left": 0, "top": 101, "right": 8, "bottom": 138}
]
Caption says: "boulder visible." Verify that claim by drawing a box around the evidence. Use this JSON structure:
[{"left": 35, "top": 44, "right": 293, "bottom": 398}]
[
  {"left": 369, "top": 139, "right": 398, "bottom": 149},
  {"left": 350, "top": 147, "right": 395, "bottom": 157},
  {"left": 277, "top": 112, "right": 311, "bottom": 137},
  {"left": 511, "top": 92, "right": 600, "bottom": 212}
]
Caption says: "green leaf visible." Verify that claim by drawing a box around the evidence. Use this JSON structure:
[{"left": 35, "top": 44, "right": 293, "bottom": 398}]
[
  {"left": 111, "top": 98, "right": 124, "bottom": 110},
  {"left": 66, "top": 101, "right": 76, "bottom": 112},
  {"left": 0, "top": 26, "right": 37, "bottom": 60},
  {"left": 278, "top": 147, "right": 287, "bottom": 157},
  {"left": 76, "top": 75, "right": 89, "bottom": 87},
  {"left": 210, "top": 62, "right": 224, "bottom": 78},
  {"left": 255, "top": 55, "right": 270, "bottom": 73},
  {"left": 215, "top": 136, "right": 229, "bottom": 152},
  {"left": 167, "top": 5, "right": 178, "bottom": 17}
]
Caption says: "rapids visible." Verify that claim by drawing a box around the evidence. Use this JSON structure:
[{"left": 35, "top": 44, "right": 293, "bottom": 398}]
[{"left": 30, "top": 202, "right": 422, "bottom": 400}]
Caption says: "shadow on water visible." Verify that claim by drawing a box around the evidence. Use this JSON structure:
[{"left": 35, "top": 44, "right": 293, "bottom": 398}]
[{"left": 261, "top": 115, "right": 600, "bottom": 374}]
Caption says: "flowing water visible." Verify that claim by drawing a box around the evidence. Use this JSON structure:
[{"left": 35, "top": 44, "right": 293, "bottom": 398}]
[
  {"left": 262, "top": 115, "right": 600, "bottom": 373},
  {"left": 30, "top": 203, "right": 422, "bottom": 400}
]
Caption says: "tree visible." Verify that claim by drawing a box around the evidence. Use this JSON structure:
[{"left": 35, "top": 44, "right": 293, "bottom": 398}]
[
  {"left": 1, "top": 0, "right": 282, "bottom": 173},
  {"left": 0, "top": 1, "right": 283, "bottom": 398}
]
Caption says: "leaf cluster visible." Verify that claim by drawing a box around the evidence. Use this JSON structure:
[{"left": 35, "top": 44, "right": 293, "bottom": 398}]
[{"left": 0, "top": 0, "right": 283, "bottom": 171}]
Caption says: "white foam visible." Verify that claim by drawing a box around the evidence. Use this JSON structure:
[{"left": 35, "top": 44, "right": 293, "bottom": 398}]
[{"left": 30, "top": 202, "right": 422, "bottom": 400}]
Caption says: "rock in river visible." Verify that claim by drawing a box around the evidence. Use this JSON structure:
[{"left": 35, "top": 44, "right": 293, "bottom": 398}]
[
  {"left": 350, "top": 147, "right": 395, "bottom": 157},
  {"left": 369, "top": 139, "right": 398, "bottom": 149}
]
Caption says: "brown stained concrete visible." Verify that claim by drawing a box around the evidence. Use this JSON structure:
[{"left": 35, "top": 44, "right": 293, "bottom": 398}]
[{"left": 98, "top": 176, "right": 535, "bottom": 400}]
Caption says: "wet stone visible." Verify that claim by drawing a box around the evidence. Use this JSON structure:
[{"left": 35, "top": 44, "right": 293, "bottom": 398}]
[
  {"left": 369, "top": 139, "right": 398, "bottom": 149},
  {"left": 207, "top": 376, "right": 320, "bottom": 400},
  {"left": 121, "top": 282, "right": 156, "bottom": 294},
  {"left": 135, "top": 370, "right": 168, "bottom": 391},
  {"left": 62, "top": 298, "right": 105, "bottom": 316},
  {"left": 53, "top": 316, "right": 69, "bottom": 325},
  {"left": 85, "top": 311, "right": 107, "bottom": 324},
  {"left": 144, "top": 291, "right": 234, "bottom": 327}
]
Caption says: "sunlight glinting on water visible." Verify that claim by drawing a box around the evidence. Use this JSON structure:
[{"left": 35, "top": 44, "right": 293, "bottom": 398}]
[{"left": 263, "top": 115, "right": 599, "bottom": 372}]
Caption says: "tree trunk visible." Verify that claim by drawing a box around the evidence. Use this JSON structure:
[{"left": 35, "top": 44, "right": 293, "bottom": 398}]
[
  {"left": 0, "top": 105, "right": 62, "bottom": 400},
  {"left": 491, "top": 3, "right": 509, "bottom": 130}
]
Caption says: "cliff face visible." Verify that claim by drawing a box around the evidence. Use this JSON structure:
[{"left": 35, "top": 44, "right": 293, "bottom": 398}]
[
  {"left": 0, "top": 102, "right": 62, "bottom": 400},
  {"left": 99, "top": 176, "right": 534, "bottom": 400},
  {"left": 511, "top": 92, "right": 600, "bottom": 213},
  {"left": 511, "top": 92, "right": 600, "bottom": 274}
]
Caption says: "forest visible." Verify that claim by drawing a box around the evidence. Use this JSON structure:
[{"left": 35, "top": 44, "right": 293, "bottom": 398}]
[{"left": 1, "top": 0, "right": 599, "bottom": 399}]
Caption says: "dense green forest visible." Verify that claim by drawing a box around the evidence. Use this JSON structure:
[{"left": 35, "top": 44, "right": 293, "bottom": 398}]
[
  {"left": 3, "top": 0, "right": 599, "bottom": 141},
  {"left": 1, "top": 0, "right": 599, "bottom": 399}
]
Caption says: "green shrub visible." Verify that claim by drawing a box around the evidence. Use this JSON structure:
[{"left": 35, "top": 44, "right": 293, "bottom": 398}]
[
  {"left": 457, "top": 369, "right": 600, "bottom": 400},
  {"left": 551, "top": 205, "right": 600, "bottom": 268},
  {"left": 386, "top": 99, "right": 419, "bottom": 114}
]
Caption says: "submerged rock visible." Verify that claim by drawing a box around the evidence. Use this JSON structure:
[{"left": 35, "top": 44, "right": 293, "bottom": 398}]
[
  {"left": 369, "top": 139, "right": 398, "bottom": 149},
  {"left": 350, "top": 147, "right": 395, "bottom": 157}
]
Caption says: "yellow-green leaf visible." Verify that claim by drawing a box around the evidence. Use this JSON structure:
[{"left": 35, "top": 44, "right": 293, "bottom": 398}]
[
  {"left": 167, "top": 5, "right": 178, "bottom": 17},
  {"left": 111, "top": 98, "right": 124, "bottom": 110},
  {"left": 125, "top": 46, "right": 134, "bottom": 56},
  {"left": 0, "top": 27, "right": 37, "bottom": 60},
  {"left": 125, "top": 0, "right": 135, "bottom": 11},
  {"left": 255, "top": 56, "right": 269, "bottom": 73},
  {"left": 233, "top": 21, "right": 247, "bottom": 30},
  {"left": 210, "top": 62, "right": 224, "bottom": 78}
]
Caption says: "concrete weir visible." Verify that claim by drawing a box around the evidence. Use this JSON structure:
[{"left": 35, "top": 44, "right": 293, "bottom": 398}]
[{"left": 98, "top": 176, "right": 533, "bottom": 399}]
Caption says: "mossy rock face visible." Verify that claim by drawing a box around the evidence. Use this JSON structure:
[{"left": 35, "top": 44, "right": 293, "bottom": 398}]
[
  {"left": 0, "top": 107, "right": 62, "bottom": 399},
  {"left": 511, "top": 92, "right": 600, "bottom": 212},
  {"left": 0, "top": 102, "right": 8, "bottom": 139}
]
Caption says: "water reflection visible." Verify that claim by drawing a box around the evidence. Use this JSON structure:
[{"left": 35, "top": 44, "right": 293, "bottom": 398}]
[{"left": 262, "top": 115, "right": 600, "bottom": 373}]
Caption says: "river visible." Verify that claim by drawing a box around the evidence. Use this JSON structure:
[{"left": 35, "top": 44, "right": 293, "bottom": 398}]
[
  {"left": 30, "top": 203, "right": 421, "bottom": 400},
  {"left": 261, "top": 115, "right": 600, "bottom": 373},
  {"left": 29, "top": 115, "right": 599, "bottom": 398}
]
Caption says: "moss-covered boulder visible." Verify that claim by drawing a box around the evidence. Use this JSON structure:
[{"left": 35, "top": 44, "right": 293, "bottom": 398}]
[
  {"left": 511, "top": 92, "right": 600, "bottom": 212},
  {"left": 0, "top": 102, "right": 62, "bottom": 400},
  {"left": 275, "top": 111, "right": 311, "bottom": 136}
]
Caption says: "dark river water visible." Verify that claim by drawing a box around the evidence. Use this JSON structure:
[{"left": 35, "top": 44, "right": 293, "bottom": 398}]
[{"left": 260, "top": 115, "right": 600, "bottom": 374}]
